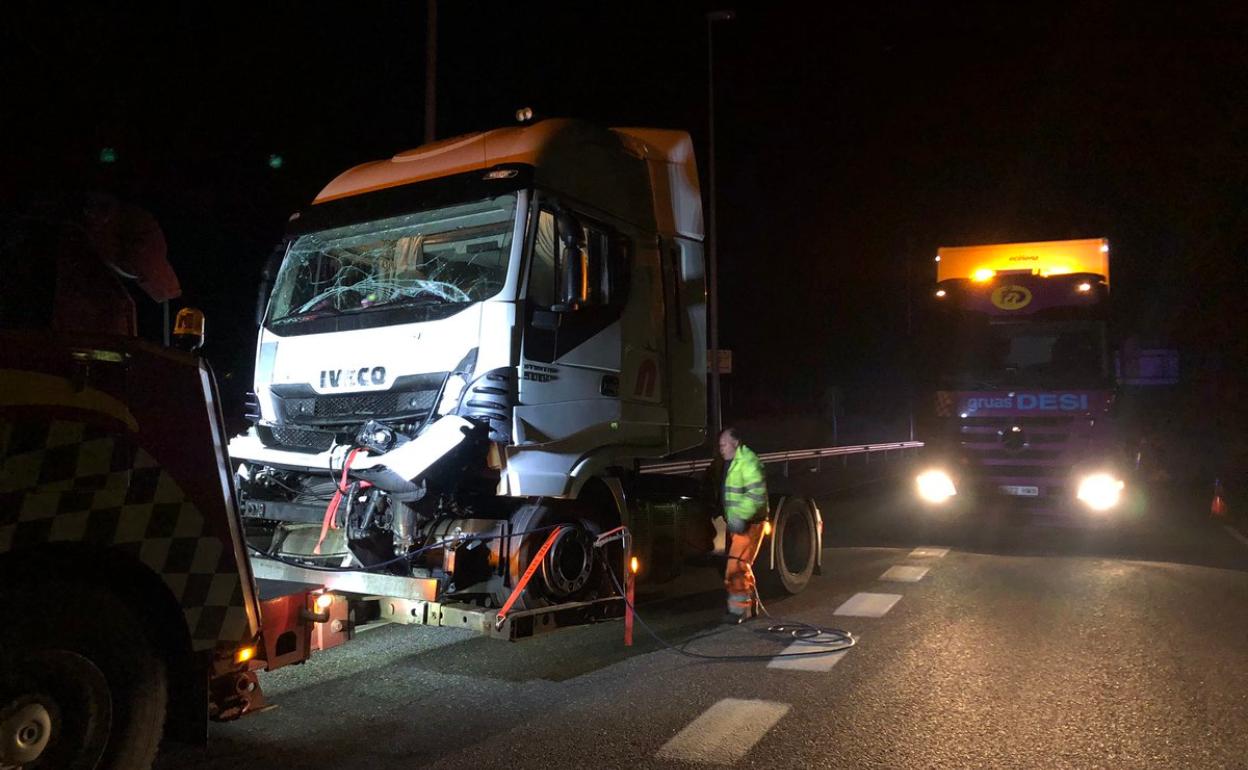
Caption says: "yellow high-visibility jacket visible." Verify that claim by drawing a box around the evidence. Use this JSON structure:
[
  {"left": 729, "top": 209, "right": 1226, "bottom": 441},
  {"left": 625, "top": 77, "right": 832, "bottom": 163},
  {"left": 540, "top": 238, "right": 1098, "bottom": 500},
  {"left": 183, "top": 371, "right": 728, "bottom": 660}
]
[{"left": 723, "top": 445, "right": 767, "bottom": 526}]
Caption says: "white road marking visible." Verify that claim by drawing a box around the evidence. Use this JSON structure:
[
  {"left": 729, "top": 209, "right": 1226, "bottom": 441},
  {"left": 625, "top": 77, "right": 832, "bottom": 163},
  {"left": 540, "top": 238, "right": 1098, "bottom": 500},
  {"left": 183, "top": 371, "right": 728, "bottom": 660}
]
[
  {"left": 834, "top": 592, "right": 902, "bottom": 617},
  {"left": 1224, "top": 525, "right": 1248, "bottom": 548},
  {"left": 767, "top": 641, "right": 852, "bottom": 672},
  {"left": 880, "top": 565, "right": 929, "bottom": 582},
  {"left": 909, "top": 546, "right": 949, "bottom": 558},
  {"left": 657, "top": 698, "right": 790, "bottom": 765}
]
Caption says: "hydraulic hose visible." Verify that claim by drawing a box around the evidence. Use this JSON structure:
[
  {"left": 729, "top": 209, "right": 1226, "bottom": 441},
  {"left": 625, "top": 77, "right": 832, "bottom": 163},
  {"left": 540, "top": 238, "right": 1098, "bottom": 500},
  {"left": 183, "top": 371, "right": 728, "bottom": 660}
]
[{"left": 603, "top": 560, "right": 855, "bottom": 661}]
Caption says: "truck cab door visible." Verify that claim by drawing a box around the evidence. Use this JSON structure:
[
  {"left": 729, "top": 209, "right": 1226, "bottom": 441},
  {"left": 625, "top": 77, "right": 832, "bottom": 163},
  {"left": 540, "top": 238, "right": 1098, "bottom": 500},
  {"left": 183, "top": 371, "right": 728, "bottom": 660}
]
[{"left": 516, "top": 207, "right": 626, "bottom": 449}]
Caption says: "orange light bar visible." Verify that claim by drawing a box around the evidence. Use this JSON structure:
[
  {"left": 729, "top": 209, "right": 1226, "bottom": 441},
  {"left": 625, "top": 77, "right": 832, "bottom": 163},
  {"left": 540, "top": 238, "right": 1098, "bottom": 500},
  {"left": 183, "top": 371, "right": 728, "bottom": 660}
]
[
  {"left": 937, "top": 238, "right": 1110, "bottom": 286},
  {"left": 629, "top": 556, "right": 639, "bottom": 574}
]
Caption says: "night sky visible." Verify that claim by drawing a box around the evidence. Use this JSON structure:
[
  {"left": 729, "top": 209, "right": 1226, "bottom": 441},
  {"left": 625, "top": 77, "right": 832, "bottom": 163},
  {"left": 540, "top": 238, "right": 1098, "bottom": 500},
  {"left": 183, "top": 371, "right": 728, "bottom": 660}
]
[{"left": 6, "top": 1, "right": 1247, "bottom": 424}]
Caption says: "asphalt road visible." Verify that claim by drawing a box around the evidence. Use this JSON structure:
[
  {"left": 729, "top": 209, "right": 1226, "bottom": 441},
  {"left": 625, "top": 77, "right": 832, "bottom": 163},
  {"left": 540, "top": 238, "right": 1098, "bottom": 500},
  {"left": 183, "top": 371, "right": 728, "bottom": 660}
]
[{"left": 156, "top": 484, "right": 1248, "bottom": 769}]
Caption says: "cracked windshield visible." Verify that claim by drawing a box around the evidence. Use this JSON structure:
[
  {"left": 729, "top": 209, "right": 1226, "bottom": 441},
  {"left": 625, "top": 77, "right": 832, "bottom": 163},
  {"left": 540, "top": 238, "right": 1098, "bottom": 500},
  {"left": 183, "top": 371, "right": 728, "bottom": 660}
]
[{"left": 268, "top": 194, "right": 517, "bottom": 325}]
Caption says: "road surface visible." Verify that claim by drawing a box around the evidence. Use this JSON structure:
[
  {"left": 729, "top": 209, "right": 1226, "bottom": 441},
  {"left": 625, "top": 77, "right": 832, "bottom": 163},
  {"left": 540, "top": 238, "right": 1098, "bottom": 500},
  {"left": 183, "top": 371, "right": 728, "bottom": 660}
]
[{"left": 156, "top": 484, "right": 1248, "bottom": 769}]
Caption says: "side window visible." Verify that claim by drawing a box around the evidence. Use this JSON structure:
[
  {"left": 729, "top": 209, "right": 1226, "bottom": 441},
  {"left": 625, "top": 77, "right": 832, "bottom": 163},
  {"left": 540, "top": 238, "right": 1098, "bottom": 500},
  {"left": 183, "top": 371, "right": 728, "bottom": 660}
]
[
  {"left": 531, "top": 209, "right": 558, "bottom": 309},
  {"left": 585, "top": 226, "right": 631, "bottom": 308},
  {"left": 529, "top": 206, "right": 630, "bottom": 311}
]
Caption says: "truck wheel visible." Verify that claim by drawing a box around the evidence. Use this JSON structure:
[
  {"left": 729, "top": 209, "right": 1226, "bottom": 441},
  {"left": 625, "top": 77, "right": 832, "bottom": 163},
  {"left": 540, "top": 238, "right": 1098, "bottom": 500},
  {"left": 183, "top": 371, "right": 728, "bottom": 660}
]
[
  {"left": 505, "top": 501, "right": 608, "bottom": 610},
  {"left": 760, "top": 498, "right": 818, "bottom": 596},
  {"left": 0, "top": 583, "right": 168, "bottom": 770}
]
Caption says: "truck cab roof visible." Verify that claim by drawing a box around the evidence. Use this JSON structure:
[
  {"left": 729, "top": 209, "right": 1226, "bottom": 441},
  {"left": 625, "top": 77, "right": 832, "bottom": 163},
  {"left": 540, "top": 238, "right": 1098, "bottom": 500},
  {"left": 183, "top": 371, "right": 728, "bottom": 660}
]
[{"left": 313, "top": 119, "right": 703, "bottom": 241}]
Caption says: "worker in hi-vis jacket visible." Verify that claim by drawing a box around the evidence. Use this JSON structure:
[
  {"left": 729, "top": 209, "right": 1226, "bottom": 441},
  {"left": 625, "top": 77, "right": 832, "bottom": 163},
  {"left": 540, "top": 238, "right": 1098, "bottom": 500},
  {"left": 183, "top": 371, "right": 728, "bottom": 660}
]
[{"left": 718, "top": 427, "right": 768, "bottom": 623}]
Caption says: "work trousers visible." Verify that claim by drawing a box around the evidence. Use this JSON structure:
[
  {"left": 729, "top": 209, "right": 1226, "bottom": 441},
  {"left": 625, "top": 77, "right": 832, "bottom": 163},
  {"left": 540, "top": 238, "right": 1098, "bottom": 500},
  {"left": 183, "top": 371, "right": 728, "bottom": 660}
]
[{"left": 725, "top": 521, "right": 765, "bottom": 616}]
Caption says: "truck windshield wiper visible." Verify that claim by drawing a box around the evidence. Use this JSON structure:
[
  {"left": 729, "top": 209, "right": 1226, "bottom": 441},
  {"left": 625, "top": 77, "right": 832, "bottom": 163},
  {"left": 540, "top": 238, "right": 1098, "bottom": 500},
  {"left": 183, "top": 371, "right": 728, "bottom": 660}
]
[
  {"left": 363, "top": 295, "right": 460, "bottom": 312},
  {"left": 271, "top": 306, "right": 343, "bottom": 325}
]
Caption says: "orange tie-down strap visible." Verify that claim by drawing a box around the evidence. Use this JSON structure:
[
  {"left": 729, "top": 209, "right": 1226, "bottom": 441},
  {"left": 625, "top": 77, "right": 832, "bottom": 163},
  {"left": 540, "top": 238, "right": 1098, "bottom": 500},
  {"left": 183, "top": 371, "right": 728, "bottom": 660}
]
[{"left": 495, "top": 526, "right": 568, "bottom": 630}]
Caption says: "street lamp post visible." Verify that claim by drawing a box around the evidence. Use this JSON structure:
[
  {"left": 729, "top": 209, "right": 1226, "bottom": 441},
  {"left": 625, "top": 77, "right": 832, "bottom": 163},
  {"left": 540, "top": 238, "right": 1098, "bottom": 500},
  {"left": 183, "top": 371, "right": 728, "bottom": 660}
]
[
  {"left": 424, "top": 0, "right": 438, "bottom": 143},
  {"left": 706, "top": 9, "right": 734, "bottom": 441}
]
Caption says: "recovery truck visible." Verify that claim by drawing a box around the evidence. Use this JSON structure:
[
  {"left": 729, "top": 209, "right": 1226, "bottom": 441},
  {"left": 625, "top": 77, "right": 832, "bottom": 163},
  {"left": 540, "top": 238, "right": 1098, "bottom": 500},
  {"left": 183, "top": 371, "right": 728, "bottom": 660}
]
[
  {"left": 0, "top": 213, "right": 340, "bottom": 768},
  {"left": 0, "top": 330, "right": 344, "bottom": 769},
  {"left": 913, "top": 238, "right": 1129, "bottom": 514},
  {"left": 229, "top": 118, "right": 825, "bottom": 637}
]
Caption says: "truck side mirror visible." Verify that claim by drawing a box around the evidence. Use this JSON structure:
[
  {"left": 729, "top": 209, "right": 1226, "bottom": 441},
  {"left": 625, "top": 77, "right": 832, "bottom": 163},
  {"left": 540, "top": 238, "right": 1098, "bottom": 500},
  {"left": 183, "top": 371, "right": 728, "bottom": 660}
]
[
  {"left": 553, "top": 210, "right": 585, "bottom": 312},
  {"left": 173, "top": 307, "right": 206, "bottom": 351}
]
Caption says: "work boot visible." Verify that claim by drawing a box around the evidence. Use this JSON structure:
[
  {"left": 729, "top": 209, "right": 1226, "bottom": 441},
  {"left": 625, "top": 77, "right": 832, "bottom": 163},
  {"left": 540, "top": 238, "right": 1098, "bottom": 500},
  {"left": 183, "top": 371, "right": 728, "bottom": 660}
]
[{"left": 722, "top": 612, "right": 745, "bottom": 625}]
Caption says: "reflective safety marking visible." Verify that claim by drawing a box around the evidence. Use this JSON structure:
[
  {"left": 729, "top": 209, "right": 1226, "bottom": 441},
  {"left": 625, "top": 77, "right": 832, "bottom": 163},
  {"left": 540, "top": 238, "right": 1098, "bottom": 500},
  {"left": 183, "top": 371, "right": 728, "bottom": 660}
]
[
  {"left": 767, "top": 642, "right": 851, "bottom": 672},
  {"left": 880, "top": 565, "right": 929, "bottom": 582},
  {"left": 1225, "top": 525, "right": 1248, "bottom": 549},
  {"left": 657, "top": 698, "right": 790, "bottom": 765},
  {"left": 834, "top": 592, "right": 901, "bottom": 617},
  {"left": 909, "top": 546, "right": 949, "bottom": 558}
]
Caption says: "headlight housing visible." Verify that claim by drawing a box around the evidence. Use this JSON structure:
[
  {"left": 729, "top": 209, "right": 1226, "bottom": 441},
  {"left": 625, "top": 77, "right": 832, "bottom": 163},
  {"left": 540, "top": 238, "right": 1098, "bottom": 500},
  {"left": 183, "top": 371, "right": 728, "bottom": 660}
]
[
  {"left": 1076, "top": 473, "right": 1125, "bottom": 511},
  {"left": 916, "top": 469, "right": 957, "bottom": 503}
]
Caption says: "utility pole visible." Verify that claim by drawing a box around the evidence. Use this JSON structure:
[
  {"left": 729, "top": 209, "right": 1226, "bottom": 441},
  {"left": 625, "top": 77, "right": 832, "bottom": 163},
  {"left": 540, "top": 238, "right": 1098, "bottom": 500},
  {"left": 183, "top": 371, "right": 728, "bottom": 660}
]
[
  {"left": 706, "top": 9, "right": 734, "bottom": 440},
  {"left": 424, "top": 0, "right": 438, "bottom": 143}
]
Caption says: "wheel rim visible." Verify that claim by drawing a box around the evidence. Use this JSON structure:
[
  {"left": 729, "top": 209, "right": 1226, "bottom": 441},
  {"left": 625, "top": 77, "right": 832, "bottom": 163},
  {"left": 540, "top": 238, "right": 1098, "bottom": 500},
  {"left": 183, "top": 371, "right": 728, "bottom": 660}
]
[
  {"left": 0, "top": 651, "right": 111, "bottom": 770},
  {"left": 541, "top": 526, "right": 593, "bottom": 598},
  {"left": 1, "top": 700, "right": 52, "bottom": 765}
]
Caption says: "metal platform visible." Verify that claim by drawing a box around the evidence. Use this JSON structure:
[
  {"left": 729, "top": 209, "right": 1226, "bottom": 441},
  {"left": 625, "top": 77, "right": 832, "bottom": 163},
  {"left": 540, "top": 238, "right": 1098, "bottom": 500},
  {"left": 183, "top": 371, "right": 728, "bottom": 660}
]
[{"left": 249, "top": 554, "right": 439, "bottom": 602}]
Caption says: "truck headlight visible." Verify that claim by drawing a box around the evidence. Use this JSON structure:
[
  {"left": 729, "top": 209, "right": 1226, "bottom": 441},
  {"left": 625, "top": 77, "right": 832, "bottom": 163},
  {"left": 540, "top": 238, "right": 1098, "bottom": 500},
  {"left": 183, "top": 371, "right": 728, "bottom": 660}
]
[
  {"left": 1076, "top": 473, "right": 1125, "bottom": 511},
  {"left": 916, "top": 469, "right": 957, "bottom": 503}
]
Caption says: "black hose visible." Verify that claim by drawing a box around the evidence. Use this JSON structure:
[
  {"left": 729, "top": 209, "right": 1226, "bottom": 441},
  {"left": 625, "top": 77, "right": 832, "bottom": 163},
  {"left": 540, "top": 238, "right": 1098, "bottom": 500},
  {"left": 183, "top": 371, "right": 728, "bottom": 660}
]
[{"left": 603, "top": 562, "right": 855, "bottom": 661}]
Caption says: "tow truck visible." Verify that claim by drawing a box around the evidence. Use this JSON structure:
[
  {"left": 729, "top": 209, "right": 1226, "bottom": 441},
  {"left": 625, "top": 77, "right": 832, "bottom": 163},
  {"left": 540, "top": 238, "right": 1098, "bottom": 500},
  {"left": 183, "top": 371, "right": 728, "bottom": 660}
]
[{"left": 0, "top": 210, "right": 337, "bottom": 768}]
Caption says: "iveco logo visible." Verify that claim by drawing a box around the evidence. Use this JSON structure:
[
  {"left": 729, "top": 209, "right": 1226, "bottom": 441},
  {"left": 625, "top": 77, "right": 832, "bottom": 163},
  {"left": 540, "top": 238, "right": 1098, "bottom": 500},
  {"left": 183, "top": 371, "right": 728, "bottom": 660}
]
[{"left": 320, "top": 366, "right": 387, "bottom": 388}]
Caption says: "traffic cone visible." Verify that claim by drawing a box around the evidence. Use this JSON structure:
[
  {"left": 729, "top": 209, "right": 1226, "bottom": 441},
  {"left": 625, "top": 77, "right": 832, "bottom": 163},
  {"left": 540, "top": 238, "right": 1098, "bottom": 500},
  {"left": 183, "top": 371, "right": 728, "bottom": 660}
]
[{"left": 1210, "top": 478, "right": 1228, "bottom": 519}]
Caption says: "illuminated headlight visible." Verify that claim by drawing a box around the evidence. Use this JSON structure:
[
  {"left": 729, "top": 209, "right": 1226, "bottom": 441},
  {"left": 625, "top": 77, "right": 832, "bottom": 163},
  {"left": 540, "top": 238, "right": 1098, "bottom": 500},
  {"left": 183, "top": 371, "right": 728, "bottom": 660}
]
[
  {"left": 916, "top": 469, "right": 957, "bottom": 503},
  {"left": 1076, "top": 473, "right": 1125, "bottom": 511}
]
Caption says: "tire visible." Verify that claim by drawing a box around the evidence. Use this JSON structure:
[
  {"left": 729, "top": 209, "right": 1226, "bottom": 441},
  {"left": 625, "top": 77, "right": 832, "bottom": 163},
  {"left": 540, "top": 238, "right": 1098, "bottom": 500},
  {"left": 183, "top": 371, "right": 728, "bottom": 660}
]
[
  {"left": 0, "top": 581, "right": 168, "bottom": 770},
  {"left": 504, "top": 500, "right": 613, "bottom": 610},
  {"left": 760, "top": 497, "right": 818, "bottom": 596}
]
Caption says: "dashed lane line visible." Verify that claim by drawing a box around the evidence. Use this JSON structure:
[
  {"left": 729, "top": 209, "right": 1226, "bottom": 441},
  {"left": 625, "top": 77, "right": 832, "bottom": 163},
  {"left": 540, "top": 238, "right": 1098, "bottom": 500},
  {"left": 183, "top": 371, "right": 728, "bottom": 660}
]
[
  {"left": 767, "top": 641, "right": 853, "bottom": 672},
  {"left": 1224, "top": 525, "right": 1248, "bottom": 548},
  {"left": 880, "top": 565, "right": 929, "bottom": 582},
  {"left": 909, "top": 546, "right": 949, "bottom": 558},
  {"left": 656, "top": 698, "right": 791, "bottom": 765},
  {"left": 834, "top": 592, "right": 902, "bottom": 617}
]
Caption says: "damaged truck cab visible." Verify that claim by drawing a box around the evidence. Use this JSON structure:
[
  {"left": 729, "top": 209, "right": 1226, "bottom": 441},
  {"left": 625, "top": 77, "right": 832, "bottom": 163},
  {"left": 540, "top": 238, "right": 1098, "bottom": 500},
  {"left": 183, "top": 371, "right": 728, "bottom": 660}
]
[{"left": 231, "top": 120, "right": 767, "bottom": 635}]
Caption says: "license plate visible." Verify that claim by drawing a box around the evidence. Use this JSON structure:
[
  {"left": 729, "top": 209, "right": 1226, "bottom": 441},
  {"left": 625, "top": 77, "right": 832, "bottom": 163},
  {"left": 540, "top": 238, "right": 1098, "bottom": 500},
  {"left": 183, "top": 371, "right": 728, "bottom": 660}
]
[{"left": 1000, "top": 485, "right": 1039, "bottom": 497}]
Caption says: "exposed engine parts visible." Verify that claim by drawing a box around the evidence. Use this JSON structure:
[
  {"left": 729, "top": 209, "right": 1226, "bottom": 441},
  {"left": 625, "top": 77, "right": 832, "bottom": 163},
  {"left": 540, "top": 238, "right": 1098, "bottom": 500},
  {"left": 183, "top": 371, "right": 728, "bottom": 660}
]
[{"left": 240, "top": 451, "right": 612, "bottom": 610}]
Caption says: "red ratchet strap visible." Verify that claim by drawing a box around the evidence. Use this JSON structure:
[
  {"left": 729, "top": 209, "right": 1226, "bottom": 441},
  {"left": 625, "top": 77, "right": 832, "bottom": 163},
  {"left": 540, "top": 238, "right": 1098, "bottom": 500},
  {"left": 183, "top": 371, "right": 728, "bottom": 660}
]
[
  {"left": 314, "top": 447, "right": 370, "bottom": 555},
  {"left": 495, "top": 526, "right": 567, "bottom": 630}
]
